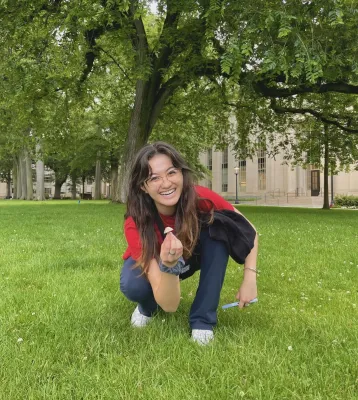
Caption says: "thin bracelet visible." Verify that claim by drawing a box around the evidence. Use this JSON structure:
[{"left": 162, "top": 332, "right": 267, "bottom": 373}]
[{"left": 243, "top": 267, "right": 259, "bottom": 274}]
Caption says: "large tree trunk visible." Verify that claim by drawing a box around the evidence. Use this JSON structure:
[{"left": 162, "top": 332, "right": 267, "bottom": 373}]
[
  {"left": 71, "top": 173, "right": 77, "bottom": 200},
  {"left": 12, "top": 159, "right": 18, "bottom": 199},
  {"left": 16, "top": 156, "right": 22, "bottom": 199},
  {"left": 81, "top": 175, "right": 85, "bottom": 199},
  {"left": 20, "top": 150, "right": 27, "bottom": 200},
  {"left": 6, "top": 172, "right": 11, "bottom": 198},
  {"left": 113, "top": 13, "right": 183, "bottom": 203},
  {"left": 323, "top": 124, "right": 330, "bottom": 210},
  {"left": 54, "top": 178, "right": 66, "bottom": 199},
  {"left": 115, "top": 82, "right": 154, "bottom": 203},
  {"left": 35, "top": 143, "right": 45, "bottom": 201},
  {"left": 25, "top": 149, "right": 33, "bottom": 200},
  {"left": 94, "top": 153, "right": 101, "bottom": 200},
  {"left": 110, "top": 157, "right": 119, "bottom": 201},
  {"left": 113, "top": 8, "right": 184, "bottom": 203}
]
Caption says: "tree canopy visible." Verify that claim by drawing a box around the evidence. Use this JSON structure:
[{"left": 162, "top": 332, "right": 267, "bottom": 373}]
[{"left": 0, "top": 0, "right": 357, "bottom": 202}]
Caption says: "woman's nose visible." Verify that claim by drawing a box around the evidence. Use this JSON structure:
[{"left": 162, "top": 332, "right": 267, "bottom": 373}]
[{"left": 160, "top": 175, "right": 172, "bottom": 186}]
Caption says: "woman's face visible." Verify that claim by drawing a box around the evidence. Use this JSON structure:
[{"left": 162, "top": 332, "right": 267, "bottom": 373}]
[{"left": 142, "top": 154, "right": 183, "bottom": 216}]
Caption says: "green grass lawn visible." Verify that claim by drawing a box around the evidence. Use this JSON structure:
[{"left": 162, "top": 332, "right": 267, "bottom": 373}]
[{"left": 0, "top": 201, "right": 357, "bottom": 400}]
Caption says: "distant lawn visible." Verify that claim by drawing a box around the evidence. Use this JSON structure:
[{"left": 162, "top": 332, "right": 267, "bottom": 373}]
[{"left": 0, "top": 201, "right": 357, "bottom": 399}]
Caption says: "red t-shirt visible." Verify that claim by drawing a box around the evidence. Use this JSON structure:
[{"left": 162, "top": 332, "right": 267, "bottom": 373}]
[{"left": 123, "top": 186, "right": 234, "bottom": 261}]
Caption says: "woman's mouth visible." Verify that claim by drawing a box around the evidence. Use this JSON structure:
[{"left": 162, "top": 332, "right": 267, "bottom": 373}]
[{"left": 160, "top": 189, "right": 176, "bottom": 197}]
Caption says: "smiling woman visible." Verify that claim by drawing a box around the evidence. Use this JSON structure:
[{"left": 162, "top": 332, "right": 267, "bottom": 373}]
[
  {"left": 142, "top": 157, "right": 183, "bottom": 216},
  {"left": 120, "top": 141, "right": 258, "bottom": 345}
]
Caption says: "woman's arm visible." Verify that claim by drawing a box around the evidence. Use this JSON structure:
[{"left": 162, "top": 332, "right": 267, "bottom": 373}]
[
  {"left": 233, "top": 207, "right": 258, "bottom": 267},
  {"left": 233, "top": 207, "right": 259, "bottom": 308},
  {"left": 147, "top": 260, "right": 181, "bottom": 312},
  {"left": 124, "top": 219, "right": 182, "bottom": 311},
  {"left": 146, "top": 232, "right": 183, "bottom": 312}
]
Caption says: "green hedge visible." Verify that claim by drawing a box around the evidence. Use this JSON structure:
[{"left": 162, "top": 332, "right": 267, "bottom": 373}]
[{"left": 334, "top": 194, "right": 358, "bottom": 208}]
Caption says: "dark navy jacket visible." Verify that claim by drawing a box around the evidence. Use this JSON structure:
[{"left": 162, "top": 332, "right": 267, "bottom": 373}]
[
  {"left": 208, "top": 210, "right": 256, "bottom": 264},
  {"left": 155, "top": 208, "right": 256, "bottom": 265}
]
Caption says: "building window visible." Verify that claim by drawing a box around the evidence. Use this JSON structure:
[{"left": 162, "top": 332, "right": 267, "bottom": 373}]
[
  {"left": 44, "top": 173, "right": 54, "bottom": 183},
  {"left": 45, "top": 188, "right": 52, "bottom": 195},
  {"left": 257, "top": 149, "right": 266, "bottom": 190},
  {"left": 307, "top": 168, "right": 311, "bottom": 190},
  {"left": 87, "top": 178, "right": 93, "bottom": 185},
  {"left": 207, "top": 149, "right": 212, "bottom": 171},
  {"left": 238, "top": 160, "right": 247, "bottom": 193},
  {"left": 222, "top": 147, "right": 228, "bottom": 192},
  {"left": 207, "top": 149, "right": 212, "bottom": 190}
]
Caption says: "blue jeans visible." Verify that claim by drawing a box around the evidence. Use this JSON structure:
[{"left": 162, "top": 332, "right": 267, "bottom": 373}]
[{"left": 120, "top": 228, "right": 229, "bottom": 330}]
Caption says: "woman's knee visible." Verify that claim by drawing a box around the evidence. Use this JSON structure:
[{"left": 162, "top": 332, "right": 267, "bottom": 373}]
[{"left": 120, "top": 258, "right": 153, "bottom": 301}]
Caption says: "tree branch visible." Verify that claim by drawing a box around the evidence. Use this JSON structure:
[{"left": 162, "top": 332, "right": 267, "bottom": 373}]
[
  {"left": 225, "top": 101, "right": 254, "bottom": 110},
  {"left": 149, "top": 75, "right": 184, "bottom": 131},
  {"left": 97, "top": 46, "right": 133, "bottom": 83},
  {"left": 256, "top": 81, "right": 358, "bottom": 98},
  {"left": 129, "top": 1, "right": 149, "bottom": 61},
  {"left": 153, "top": 0, "right": 180, "bottom": 72},
  {"left": 270, "top": 99, "right": 358, "bottom": 134},
  {"left": 79, "top": 22, "right": 121, "bottom": 84}
]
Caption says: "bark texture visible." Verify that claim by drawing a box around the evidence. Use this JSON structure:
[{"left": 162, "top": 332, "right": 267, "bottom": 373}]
[
  {"left": 12, "top": 159, "right": 17, "bottom": 199},
  {"left": 71, "top": 174, "right": 77, "bottom": 200},
  {"left": 16, "top": 156, "right": 21, "bottom": 199},
  {"left": 54, "top": 179, "right": 66, "bottom": 199},
  {"left": 35, "top": 143, "right": 45, "bottom": 201},
  {"left": 6, "top": 173, "right": 11, "bottom": 198},
  {"left": 25, "top": 149, "right": 33, "bottom": 200},
  {"left": 323, "top": 124, "right": 330, "bottom": 209},
  {"left": 94, "top": 156, "right": 101, "bottom": 200},
  {"left": 110, "top": 158, "right": 119, "bottom": 201},
  {"left": 20, "top": 150, "right": 27, "bottom": 200}
]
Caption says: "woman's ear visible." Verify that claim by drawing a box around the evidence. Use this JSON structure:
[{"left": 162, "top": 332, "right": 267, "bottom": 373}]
[{"left": 141, "top": 185, "right": 148, "bottom": 194}]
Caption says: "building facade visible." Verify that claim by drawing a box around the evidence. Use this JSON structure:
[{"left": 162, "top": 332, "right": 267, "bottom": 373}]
[
  {"left": 198, "top": 147, "right": 358, "bottom": 201},
  {"left": 1, "top": 148, "right": 357, "bottom": 201}
]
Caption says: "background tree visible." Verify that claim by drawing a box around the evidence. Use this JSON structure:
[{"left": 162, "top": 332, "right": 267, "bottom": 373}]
[
  {"left": 0, "top": 153, "right": 13, "bottom": 198},
  {"left": 151, "top": 78, "right": 232, "bottom": 174},
  {"left": 1, "top": 0, "right": 358, "bottom": 205}
]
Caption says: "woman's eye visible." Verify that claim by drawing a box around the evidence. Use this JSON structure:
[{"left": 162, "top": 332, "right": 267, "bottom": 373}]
[
  {"left": 150, "top": 176, "right": 160, "bottom": 182},
  {"left": 168, "top": 170, "right": 176, "bottom": 176}
]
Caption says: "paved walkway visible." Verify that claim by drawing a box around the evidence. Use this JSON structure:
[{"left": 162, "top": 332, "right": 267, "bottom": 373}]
[
  {"left": 232, "top": 196, "right": 326, "bottom": 208},
  {"left": 234, "top": 202, "right": 323, "bottom": 208}
]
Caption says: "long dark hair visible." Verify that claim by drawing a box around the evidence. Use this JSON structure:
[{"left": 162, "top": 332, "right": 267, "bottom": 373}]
[{"left": 126, "top": 141, "right": 200, "bottom": 274}]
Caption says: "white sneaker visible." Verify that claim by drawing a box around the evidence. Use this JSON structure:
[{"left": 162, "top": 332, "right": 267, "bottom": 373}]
[
  {"left": 191, "top": 329, "right": 214, "bottom": 345},
  {"left": 131, "top": 306, "right": 153, "bottom": 328}
]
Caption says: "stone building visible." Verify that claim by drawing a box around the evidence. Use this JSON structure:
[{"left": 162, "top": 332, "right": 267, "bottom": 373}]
[
  {"left": 198, "top": 147, "right": 358, "bottom": 206},
  {"left": 1, "top": 147, "right": 357, "bottom": 204}
]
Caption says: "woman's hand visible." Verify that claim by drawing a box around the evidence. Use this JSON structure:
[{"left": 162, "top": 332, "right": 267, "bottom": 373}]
[
  {"left": 160, "top": 232, "right": 183, "bottom": 267},
  {"left": 236, "top": 276, "right": 257, "bottom": 309}
]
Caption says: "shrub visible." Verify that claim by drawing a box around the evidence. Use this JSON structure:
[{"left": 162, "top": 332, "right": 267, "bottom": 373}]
[{"left": 334, "top": 194, "right": 358, "bottom": 208}]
